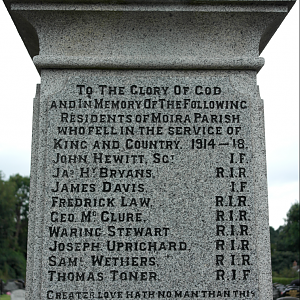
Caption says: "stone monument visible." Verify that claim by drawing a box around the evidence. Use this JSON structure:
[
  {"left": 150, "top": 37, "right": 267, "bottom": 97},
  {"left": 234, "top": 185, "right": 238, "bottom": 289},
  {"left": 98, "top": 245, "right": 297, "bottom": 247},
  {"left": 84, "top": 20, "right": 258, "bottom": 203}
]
[
  {"left": 11, "top": 289, "right": 26, "bottom": 300},
  {"left": 3, "top": 0, "right": 296, "bottom": 299}
]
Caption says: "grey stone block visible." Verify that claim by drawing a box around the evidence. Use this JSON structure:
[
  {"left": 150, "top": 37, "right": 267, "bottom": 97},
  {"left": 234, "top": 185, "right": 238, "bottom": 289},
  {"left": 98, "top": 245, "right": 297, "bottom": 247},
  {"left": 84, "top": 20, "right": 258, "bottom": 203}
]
[
  {"left": 11, "top": 289, "right": 25, "bottom": 300},
  {"left": 2, "top": 1, "right": 295, "bottom": 300}
]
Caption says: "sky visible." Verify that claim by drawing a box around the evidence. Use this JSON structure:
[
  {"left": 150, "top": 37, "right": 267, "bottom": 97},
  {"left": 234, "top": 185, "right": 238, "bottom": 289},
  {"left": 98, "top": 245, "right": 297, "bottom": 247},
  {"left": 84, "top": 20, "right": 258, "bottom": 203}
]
[{"left": 0, "top": 2, "right": 298, "bottom": 230}]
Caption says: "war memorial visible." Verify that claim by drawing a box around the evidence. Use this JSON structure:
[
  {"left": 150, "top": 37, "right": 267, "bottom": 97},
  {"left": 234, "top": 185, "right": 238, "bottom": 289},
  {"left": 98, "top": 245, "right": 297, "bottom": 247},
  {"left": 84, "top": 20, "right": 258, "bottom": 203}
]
[{"left": 3, "top": 0, "right": 296, "bottom": 299}]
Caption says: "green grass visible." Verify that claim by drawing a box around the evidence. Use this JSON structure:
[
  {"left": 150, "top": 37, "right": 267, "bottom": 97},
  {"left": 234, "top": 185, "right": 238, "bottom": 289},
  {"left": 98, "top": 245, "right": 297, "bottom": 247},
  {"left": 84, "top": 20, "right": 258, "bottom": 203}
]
[
  {"left": 0, "top": 295, "right": 11, "bottom": 300},
  {"left": 273, "top": 277, "right": 299, "bottom": 285}
]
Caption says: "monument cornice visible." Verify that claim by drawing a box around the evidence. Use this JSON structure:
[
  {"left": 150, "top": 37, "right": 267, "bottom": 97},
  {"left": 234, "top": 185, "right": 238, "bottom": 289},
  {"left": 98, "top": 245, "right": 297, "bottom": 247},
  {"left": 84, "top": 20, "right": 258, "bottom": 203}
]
[
  {"left": 8, "top": 3, "right": 291, "bottom": 11},
  {"left": 3, "top": 0, "right": 296, "bottom": 4},
  {"left": 3, "top": 0, "right": 295, "bottom": 72}
]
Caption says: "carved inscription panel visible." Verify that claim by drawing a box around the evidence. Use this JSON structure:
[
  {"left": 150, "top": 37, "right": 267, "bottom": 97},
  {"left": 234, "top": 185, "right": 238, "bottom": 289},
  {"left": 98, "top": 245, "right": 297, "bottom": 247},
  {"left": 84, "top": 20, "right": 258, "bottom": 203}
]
[{"left": 42, "top": 74, "right": 259, "bottom": 299}]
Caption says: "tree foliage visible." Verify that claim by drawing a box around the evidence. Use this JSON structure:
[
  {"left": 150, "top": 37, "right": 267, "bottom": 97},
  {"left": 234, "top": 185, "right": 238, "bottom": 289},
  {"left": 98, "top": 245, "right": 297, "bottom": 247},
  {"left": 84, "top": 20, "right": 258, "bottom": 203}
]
[
  {"left": 270, "top": 202, "right": 300, "bottom": 277},
  {"left": 0, "top": 172, "right": 29, "bottom": 281}
]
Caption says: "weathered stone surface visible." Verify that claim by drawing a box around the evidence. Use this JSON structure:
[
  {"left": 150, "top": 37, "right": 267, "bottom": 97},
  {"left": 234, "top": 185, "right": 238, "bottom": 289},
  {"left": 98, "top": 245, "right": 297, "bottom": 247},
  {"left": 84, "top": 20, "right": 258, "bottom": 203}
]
[
  {"left": 25, "top": 84, "right": 40, "bottom": 300},
  {"left": 2, "top": 1, "right": 296, "bottom": 300},
  {"left": 29, "top": 69, "right": 268, "bottom": 299},
  {"left": 11, "top": 289, "right": 25, "bottom": 300},
  {"left": 4, "top": 1, "right": 294, "bottom": 71}
]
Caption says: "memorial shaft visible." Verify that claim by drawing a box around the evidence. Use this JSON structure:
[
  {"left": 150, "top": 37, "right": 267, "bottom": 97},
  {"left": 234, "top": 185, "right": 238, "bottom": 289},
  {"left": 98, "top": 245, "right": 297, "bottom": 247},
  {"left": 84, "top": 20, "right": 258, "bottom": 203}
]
[{"left": 3, "top": 0, "right": 296, "bottom": 299}]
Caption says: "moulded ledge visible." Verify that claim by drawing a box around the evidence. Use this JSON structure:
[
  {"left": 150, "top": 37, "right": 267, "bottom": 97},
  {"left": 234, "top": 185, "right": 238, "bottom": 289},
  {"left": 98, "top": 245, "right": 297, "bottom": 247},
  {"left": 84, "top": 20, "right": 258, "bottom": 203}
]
[
  {"left": 2, "top": 0, "right": 295, "bottom": 70},
  {"left": 33, "top": 55, "right": 265, "bottom": 71},
  {"left": 10, "top": 3, "right": 289, "bottom": 12},
  {"left": 3, "top": 0, "right": 297, "bottom": 5}
]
